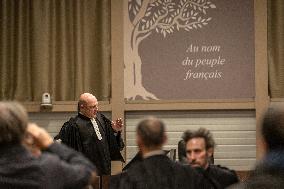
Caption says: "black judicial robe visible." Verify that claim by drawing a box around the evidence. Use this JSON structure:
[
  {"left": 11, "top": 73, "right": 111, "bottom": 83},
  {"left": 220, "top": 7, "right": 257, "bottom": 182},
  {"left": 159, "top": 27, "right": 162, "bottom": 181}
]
[
  {"left": 110, "top": 154, "right": 205, "bottom": 189},
  {"left": 122, "top": 151, "right": 143, "bottom": 171},
  {"left": 122, "top": 150, "right": 173, "bottom": 171},
  {"left": 58, "top": 112, "right": 124, "bottom": 175}
]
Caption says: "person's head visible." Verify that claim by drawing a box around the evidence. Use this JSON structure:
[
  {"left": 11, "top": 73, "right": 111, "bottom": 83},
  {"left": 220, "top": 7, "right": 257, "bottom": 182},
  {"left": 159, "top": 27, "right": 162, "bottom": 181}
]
[
  {"left": 261, "top": 107, "right": 284, "bottom": 152},
  {"left": 183, "top": 128, "right": 215, "bottom": 169},
  {"left": 136, "top": 117, "right": 167, "bottom": 155},
  {"left": 0, "top": 101, "right": 28, "bottom": 145},
  {"left": 78, "top": 93, "right": 99, "bottom": 119}
]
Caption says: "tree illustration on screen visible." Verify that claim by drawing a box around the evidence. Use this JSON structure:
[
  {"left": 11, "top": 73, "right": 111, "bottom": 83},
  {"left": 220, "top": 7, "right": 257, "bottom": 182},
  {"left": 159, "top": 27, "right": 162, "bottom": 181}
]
[{"left": 125, "top": 0, "right": 216, "bottom": 100}]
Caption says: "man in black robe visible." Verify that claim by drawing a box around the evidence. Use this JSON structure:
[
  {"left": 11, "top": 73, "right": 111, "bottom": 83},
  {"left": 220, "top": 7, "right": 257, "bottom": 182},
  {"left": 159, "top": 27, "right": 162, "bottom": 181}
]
[
  {"left": 183, "top": 128, "right": 239, "bottom": 189},
  {"left": 110, "top": 117, "right": 204, "bottom": 189},
  {"left": 57, "top": 93, "right": 124, "bottom": 175}
]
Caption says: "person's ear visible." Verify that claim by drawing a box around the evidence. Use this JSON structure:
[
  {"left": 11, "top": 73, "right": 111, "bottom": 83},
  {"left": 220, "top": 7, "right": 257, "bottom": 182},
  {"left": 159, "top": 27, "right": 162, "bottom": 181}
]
[
  {"left": 163, "top": 134, "right": 168, "bottom": 144},
  {"left": 207, "top": 147, "right": 213, "bottom": 157},
  {"left": 136, "top": 134, "right": 142, "bottom": 148},
  {"left": 80, "top": 104, "right": 85, "bottom": 111},
  {"left": 260, "top": 137, "right": 268, "bottom": 159}
]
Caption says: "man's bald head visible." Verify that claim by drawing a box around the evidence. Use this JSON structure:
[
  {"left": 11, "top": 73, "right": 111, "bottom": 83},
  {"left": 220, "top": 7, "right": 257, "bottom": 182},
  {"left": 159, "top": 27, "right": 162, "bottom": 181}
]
[
  {"left": 79, "top": 93, "right": 97, "bottom": 102},
  {"left": 78, "top": 93, "right": 98, "bottom": 118}
]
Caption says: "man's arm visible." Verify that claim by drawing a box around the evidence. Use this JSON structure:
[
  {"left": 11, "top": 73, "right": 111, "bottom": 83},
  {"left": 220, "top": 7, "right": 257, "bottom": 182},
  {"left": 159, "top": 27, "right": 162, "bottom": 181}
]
[
  {"left": 25, "top": 123, "right": 97, "bottom": 188},
  {"left": 100, "top": 113, "right": 125, "bottom": 149},
  {"left": 100, "top": 113, "right": 125, "bottom": 161},
  {"left": 43, "top": 143, "right": 97, "bottom": 188},
  {"left": 57, "top": 118, "right": 84, "bottom": 152},
  {"left": 111, "top": 118, "right": 125, "bottom": 151}
]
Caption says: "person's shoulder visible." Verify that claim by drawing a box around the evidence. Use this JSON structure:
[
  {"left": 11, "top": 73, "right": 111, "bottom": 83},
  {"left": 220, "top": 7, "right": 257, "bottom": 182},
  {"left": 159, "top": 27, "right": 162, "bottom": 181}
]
[
  {"left": 37, "top": 151, "right": 62, "bottom": 172},
  {"left": 126, "top": 156, "right": 166, "bottom": 173},
  {"left": 169, "top": 161, "right": 197, "bottom": 179},
  {"left": 177, "top": 163, "right": 203, "bottom": 177},
  {"left": 123, "top": 152, "right": 143, "bottom": 171},
  {"left": 60, "top": 117, "right": 80, "bottom": 134},
  {"left": 110, "top": 169, "right": 145, "bottom": 189},
  {"left": 210, "top": 164, "right": 239, "bottom": 180},
  {"left": 229, "top": 172, "right": 284, "bottom": 189},
  {"left": 210, "top": 164, "right": 235, "bottom": 173},
  {"left": 255, "top": 160, "right": 284, "bottom": 177},
  {"left": 63, "top": 116, "right": 78, "bottom": 127},
  {"left": 211, "top": 164, "right": 232, "bottom": 171},
  {"left": 171, "top": 163, "right": 206, "bottom": 189},
  {"left": 38, "top": 145, "right": 82, "bottom": 172},
  {"left": 39, "top": 145, "right": 62, "bottom": 161},
  {"left": 98, "top": 112, "right": 110, "bottom": 122},
  {"left": 173, "top": 160, "right": 189, "bottom": 169},
  {"left": 121, "top": 161, "right": 145, "bottom": 183}
]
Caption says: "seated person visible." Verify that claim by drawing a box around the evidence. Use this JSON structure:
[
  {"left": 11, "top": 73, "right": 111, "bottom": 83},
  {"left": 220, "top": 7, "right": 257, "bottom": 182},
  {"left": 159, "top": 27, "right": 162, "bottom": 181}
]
[
  {"left": 183, "top": 128, "right": 239, "bottom": 189},
  {"left": 0, "top": 101, "right": 97, "bottom": 189},
  {"left": 111, "top": 117, "right": 204, "bottom": 189},
  {"left": 178, "top": 138, "right": 214, "bottom": 164}
]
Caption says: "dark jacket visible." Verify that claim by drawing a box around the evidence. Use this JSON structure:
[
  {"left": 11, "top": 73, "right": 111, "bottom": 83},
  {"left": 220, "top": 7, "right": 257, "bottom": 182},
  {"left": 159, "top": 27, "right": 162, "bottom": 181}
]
[
  {"left": 228, "top": 149, "right": 284, "bottom": 189},
  {"left": 196, "top": 164, "right": 239, "bottom": 189},
  {"left": 0, "top": 143, "right": 95, "bottom": 189},
  {"left": 110, "top": 154, "right": 204, "bottom": 189},
  {"left": 248, "top": 149, "right": 284, "bottom": 188},
  {"left": 58, "top": 112, "right": 124, "bottom": 175},
  {"left": 261, "top": 149, "right": 284, "bottom": 170}
]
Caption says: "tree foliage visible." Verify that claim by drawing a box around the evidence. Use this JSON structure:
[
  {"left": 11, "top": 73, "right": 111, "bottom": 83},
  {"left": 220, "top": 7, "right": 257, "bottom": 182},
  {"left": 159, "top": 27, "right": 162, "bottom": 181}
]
[{"left": 128, "top": 0, "right": 216, "bottom": 38}]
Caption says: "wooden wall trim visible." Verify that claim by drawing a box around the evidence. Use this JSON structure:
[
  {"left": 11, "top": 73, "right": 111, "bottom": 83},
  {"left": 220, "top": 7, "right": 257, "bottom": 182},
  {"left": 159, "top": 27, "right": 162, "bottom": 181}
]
[
  {"left": 254, "top": 0, "right": 269, "bottom": 159},
  {"left": 125, "top": 101, "right": 255, "bottom": 111},
  {"left": 23, "top": 100, "right": 255, "bottom": 112},
  {"left": 270, "top": 98, "right": 284, "bottom": 102},
  {"left": 110, "top": 0, "right": 125, "bottom": 118},
  {"left": 111, "top": 0, "right": 126, "bottom": 172},
  {"left": 23, "top": 101, "right": 111, "bottom": 112}
]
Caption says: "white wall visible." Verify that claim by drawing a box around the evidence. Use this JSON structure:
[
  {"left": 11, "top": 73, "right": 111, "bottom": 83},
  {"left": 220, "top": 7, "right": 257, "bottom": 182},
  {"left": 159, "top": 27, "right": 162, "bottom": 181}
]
[
  {"left": 125, "top": 110, "right": 256, "bottom": 171},
  {"left": 29, "top": 112, "right": 77, "bottom": 138},
  {"left": 29, "top": 112, "right": 111, "bottom": 138}
]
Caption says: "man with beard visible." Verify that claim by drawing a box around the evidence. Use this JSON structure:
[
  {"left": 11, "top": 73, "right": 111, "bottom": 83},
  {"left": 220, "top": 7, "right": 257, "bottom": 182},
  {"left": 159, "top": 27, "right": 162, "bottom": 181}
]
[{"left": 183, "top": 128, "right": 239, "bottom": 189}]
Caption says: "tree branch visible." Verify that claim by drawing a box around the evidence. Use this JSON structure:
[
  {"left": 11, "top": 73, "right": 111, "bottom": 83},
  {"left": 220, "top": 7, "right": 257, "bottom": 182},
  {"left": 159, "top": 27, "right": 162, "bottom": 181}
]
[
  {"left": 155, "top": 0, "right": 208, "bottom": 30},
  {"left": 133, "top": 0, "right": 151, "bottom": 26}
]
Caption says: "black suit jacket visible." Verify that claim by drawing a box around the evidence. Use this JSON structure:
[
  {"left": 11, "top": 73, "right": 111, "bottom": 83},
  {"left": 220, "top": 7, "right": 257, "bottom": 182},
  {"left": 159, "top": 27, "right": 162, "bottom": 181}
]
[
  {"left": 111, "top": 154, "right": 204, "bottom": 189},
  {"left": 195, "top": 164, "right": 239, "bottom": 189}
]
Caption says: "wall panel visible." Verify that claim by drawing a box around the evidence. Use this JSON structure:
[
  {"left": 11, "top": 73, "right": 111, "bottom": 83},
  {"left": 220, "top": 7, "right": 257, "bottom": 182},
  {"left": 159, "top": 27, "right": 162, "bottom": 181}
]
[{"left": 125, "top": 110, "right": 256, "bottom": 171}]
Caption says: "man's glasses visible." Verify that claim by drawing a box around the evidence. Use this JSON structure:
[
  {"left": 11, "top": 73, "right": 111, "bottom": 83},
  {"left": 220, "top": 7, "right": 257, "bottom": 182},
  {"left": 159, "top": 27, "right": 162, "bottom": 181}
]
[{"left": 87, "top": 105, "right": 98, "bottom": 110}]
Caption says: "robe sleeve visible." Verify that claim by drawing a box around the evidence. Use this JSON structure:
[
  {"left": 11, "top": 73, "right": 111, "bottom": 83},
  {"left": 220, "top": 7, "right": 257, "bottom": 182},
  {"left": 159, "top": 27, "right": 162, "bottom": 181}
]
[
  {"left": 58, "top": 117, "right": 84, "bottom": 153},
  {"left": 100, "top": 113, "right": 125, "bottom": 162}
]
